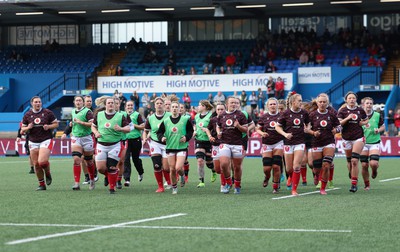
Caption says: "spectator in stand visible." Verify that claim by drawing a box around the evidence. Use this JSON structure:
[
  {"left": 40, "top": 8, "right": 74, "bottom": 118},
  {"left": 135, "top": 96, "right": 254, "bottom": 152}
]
[
  {"left": 116, "top": 65, "right": 123, "bottom": 76},
  {"left": 130, "top": 91, "right": 140, "bottom": 111},
  {"left": 265, "top": 61, "right": 277, "bottom": 73},
  {"left": 367, "top": 43, "right": 378, "bottom": 57},
  {"left": 127, "top": 37, "right": 138, "bottom": 51},
  {"left": 141, "top": 92, "right": 150, "bottom": 113},
  {"left": 258, "top": 88, "right": 265, "bottom": 110},
  {"left": 160, "top": 67, "right": 166, "bottom": 75},
  {"left": 226, "top": 66, "right": 233, "bottom": 74},
  {"left": 395, "top": 109, "right": 400, "bottom": 136},
  {"left": 51, "top": 39, "right": 60, "bottom": 52},
  {"left": 43, "top": 40, "right": 52, "bottom": 52},
  {"left": 385, "top": 109, "right": 396, "bottom": 136},
  {"left": 256, "top": 52, "right": 266, "bottom": 66},
  {"left": 176, "top": 69, "right": 181, "bottom": 75},
  {"left": 367, "top": 56, "right": 377, "bottom": 66},
  {"left": 203, "top": 66, "right": 211, "bottom": 74},
  {"left": 353, "top": 55, "right": 362, "bottom": 66},
  {"left": 343, "top": 55, "right": 351, "bottom": 66},
  {"left": 119, "top": 92, "right": 127, "bottom": 111},
  {"left": 190, "top": 66, "right": 197, "bottom": 75},
  {"left": 167, "top": 66, "right": 174, "bottom": 75},
  {"left": 149, "top": 92, "right": 158, "bottom": 111},
  {"left": 266, "top": 76, "right": 275, "bottom": 99},
  {"left": 225, "top": 52, "right": 236, "bottom": 67},
  {"left": 236, "top": 51, "right": 244, "bottom": 67},
  {"left": 248, "top": 52, "right": 257, "bottom": 67},
  {"left": 219, "top": 66, "right": 226, "bottom": 74},
  {"left": 213, "top": 52, "right": 224, "bottom": 69},
  {"left": 240, "top": 90, "right": 247, "bottom": 110},
  {"left": 180, "top": 68, "right": 186, "bottom": 75},
  {"left": 315, "top": 49, "right": 325, "bottom": 65},
  {"left": 108, "top": 64, "right": 116, "bottom": 76},
  {"left": 299, "top": 51, "right": 309, "bottom": 65},
  {"left": 182, "top": 92, "right": 191, "bottom": 110},
  {"left": 266, "top": 48, "right": 276, "bottom": 61},
  {"left": 308, "top": 51, "right": 315, "bottom": 66},
  {"left": 204, "top": 52, "right": 214, "bottom": 70},
  {"left": 249, "top": 91, "right": 258, "bottom": 116},
  {"left": 206, "top": 93, "right": 213, "bottom": 104},
  {"left": 213, "top": 91, "right": 226, "bottom": 107},
  {"left": 167, "top": 49, "right": 176, "bottom": 69},
  {"left": 275, "top": 77, "right": 285, "bottom": 99}
]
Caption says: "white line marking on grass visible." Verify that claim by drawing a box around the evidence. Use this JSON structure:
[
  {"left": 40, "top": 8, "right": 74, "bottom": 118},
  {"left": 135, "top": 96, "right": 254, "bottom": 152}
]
[
  {"left": 0, "top": 222, "right": 352, "bottom": 234},
  {"left": 123, "top": 225, "right": 351, "bottom": 233},
  {"left": 379, "top": 177, "right": 400, "bottom": 182},
  {"left": 271, "top": 188, "right": 341, "bottom": 200},
  {"left": 6, "top": 213, "right": 186, "bottom": 245}
]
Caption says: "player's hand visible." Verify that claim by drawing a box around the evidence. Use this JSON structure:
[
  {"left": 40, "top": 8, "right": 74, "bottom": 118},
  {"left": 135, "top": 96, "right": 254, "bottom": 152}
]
[
  {"left": 16, "top": 137, "right": 21, "bottom": 143},
  {"left": 43, "top": 124, "right": 49, "bottom": 130}
]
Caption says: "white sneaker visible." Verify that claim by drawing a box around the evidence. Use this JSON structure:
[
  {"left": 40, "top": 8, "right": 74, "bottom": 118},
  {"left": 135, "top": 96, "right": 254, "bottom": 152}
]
[
  {"left": 221, "top": 184, "right": 231, "bottom": 194},
  {"left": 172, "top": 187, "right": 178, "bottom": 195},
  {"left": 164, "top": 181, "right": 172, "bottom": 189},
  {"left": 89, "top": 180, "right": 95, "bottom": 190},
  {"left": 220, "top": 185, "right": 225, "bottom": 193},
  {"left": 138, "top": 174, "right": 143, "bottom": 182}
]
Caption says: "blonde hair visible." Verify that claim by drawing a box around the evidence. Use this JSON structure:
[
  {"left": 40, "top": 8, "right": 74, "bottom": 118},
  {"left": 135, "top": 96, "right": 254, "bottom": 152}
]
[
  {"left": 286, "top": 92, "right": 301, "bottom": 109},
  {"left": 199, "top": 99, "right": 213, "bottom": 111}
]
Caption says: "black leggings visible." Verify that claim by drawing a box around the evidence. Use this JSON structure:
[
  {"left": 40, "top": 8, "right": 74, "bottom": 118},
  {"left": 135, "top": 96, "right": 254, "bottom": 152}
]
[{"left": 123, "top": 137, "right": 144, "bottom": 180}]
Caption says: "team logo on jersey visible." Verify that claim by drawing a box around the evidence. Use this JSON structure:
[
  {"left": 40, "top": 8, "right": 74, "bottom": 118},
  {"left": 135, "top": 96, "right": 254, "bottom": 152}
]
[
  {"left": 171, "top": 127, "right": 178, "bottom": 133},
  {"left": 212, "top": 149, "right": 217, "bottom": 156},
  {"left": 34, "top": 118, "right": 41, "bottom": 124},
  {"left": 365, "top": 123, "right": 370, "bottom": 128},
  {"left": 104, "top": 122, "right": 111, "bottom": 128},
  {"left": 284, "top": 146, "right": 290, "bottom": 152},
  {"left": 219, "top": 144, "right": 224, "bottom": 149},
  {"left": 262, "top": 145, "right": 267, "bottom": 151},
  {"left": 293, "top": 118, "right": 300, "bottom": 125},
  {"left": 72, "top": 139, "right": 76, "bottom": 144},
  {"left": 320, "top": 120, "right": 327, "bottom": 127},
  {"left": 226, "top": 119, "right": 233, "bottom": 126},
  {"left": 352, "top": 114, "right": 358, "bottom": 120},
  {"left": 199, "top": 122, "right": 204, "bottom": 127},
  {"left": 269, "top": 121, "right": 276, "bottom": 128},
  {"left": 150, "top": 147, "right": 154, "bottom": 153}
]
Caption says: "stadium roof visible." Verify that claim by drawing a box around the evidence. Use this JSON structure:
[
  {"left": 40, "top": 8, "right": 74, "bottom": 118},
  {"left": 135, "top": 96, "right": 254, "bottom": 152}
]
[{"left": 0, "top": 0, "right": 399, "bottom": 25}]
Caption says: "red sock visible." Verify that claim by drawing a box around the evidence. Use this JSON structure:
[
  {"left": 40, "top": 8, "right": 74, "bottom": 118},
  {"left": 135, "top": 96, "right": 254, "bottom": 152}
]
[
  {"left": 329, "top": 166, "right": 334, "bottom": 181},
  {"left": 273, "top": 182, "right": 279, "bottom": 190},
  {"left": 73, "top": 164, "right": 81, "bottom": 183},
  {"left": 87, "top": 163, "right": 95, "bottom": 180},
  {"left": 154, "top": 171, "right": 163, "bottom": 187},
  {"left": 292, "top": 170, "right": 300, "bottom": 191},
  {"left": 225, "top": 177, "right": 232, "bottom": 186},
  {"left": 108, "top": 171, "right": 118, "bottom": 190},
  {"left": 220, "top": 173, "right": 226, "bottom": 186},
  {"left": 117, "top": 175, "right": 122, "bottom": 182},
  {"left": 351, "top": 177, "right": 358, "bottom": 186},
  {"left": 300, "top": 166, "right": 307, "bottom": 182},
  {"left": 321, "top": 179, "right": 327, "bottom": 190},
  {"left": 184, "top": 162, "right": 190, "bottom": 172},
  {"left": 364, "top": 180, "right": 370, "bottom": 187},
  {"left": 234, "top": 180, "right": 241, "bottom": 188},
  {"left": 39, "top": 179, "right": 45, "bottom": 187},
  {"left": 163, "top": 170, "right": 171, "bottom": 185}
]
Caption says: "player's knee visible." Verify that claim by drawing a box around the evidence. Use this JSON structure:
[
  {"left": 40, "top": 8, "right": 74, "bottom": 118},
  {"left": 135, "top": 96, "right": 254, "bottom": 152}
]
[
  {"left": 360, "top": 155, "right": 369, "bottom": 163},
  {"left": 313, "top": 159, "right": 322, "bottom": 169},
  {"left": 370, "top": 154, "right": 380, "bottom": 162},
  {"left": 272, "top": 155, "right": 282, "bottom": 167},
  {"left": 151, "top": 156, "right": 162, "bottom": 171},
  {"left": 195, "top": 151, "right": 206, "bottom": 160},
  {"left": 262, "top": 157, "right": 273, "bottom": 167},
  {"left": 322, "top": 156, "right": 333, "bottom": 164}
]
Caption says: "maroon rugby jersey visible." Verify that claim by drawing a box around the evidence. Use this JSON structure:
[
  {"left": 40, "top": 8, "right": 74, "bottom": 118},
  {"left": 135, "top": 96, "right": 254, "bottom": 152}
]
[
  {"left": 277, "top": 108, "right": 310, "bottom": 145},
  {"left": 309, "top": 109, "right": 340, "bottom": 147},
  {"left": 217, "top": 110, "right": 248, "bottom": 145},
  {"left": 207, "top": 115, "right": 220, "bottom": 146},
  {"left": 22, "top": 108, "right": 57, "bottom": 143},
  {"left": 337, "top": 106, "right": 367, "bottom": 140},
  {"left": 257, "top": 112, "right": 283, "bottom": 145}
]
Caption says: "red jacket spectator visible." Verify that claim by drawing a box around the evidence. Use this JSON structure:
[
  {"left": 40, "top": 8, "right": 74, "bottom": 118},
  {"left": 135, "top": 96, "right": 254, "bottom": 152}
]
[
  {"left": 367, "top": 56, "right": 377, "bottom": 66},
  {"left": 225, "top": 52, "right": 236, "bottom": 66}
]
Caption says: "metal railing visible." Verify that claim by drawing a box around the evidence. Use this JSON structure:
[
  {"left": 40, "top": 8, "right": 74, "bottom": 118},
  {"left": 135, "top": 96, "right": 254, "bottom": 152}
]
[{"left": 18, "top": 72, "right": 88, "bottom": 112}]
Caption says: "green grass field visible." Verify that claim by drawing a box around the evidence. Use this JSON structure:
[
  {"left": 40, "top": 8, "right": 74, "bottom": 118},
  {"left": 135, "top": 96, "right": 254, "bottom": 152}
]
[{"left": 1, "top": 156, "right": 399, "bottom": 252}]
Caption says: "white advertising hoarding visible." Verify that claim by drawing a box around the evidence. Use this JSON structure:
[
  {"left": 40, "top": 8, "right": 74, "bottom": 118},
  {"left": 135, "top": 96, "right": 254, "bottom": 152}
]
[
  {"left": 98, "top": 73, "right": 293, "bottom": 94},
  {"left": 298, "top": 67, "right": 331, "bottom": 84}
]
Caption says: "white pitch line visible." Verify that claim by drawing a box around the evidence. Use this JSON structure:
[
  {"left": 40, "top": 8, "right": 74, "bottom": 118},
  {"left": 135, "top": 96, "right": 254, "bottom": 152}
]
[
  {"left": 124, "top": 225, "right": 351, "bottom": 233},
  {"left": 6, "top": 213, "right": 186, "bottom": 245},
  {"left": 272, "top": 188, "right": 341, "bottom": 200},
  {"left": 379, "top": 177, "right": 400, "bottom": 182},
  {"left": 0, "top": 223, "right": 352, "bottom": 234}
]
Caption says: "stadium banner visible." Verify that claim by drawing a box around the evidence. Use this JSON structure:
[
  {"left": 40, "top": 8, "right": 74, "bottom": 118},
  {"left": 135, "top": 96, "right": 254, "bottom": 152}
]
[
  {"left": 368, "top": 14, "right": 400, "bottom": 34},
  {"left": 2, "top": 137, "right": 399, "bottom": 157},
  {"left": 298, "top": 67, "right": 332, "bottom": 84},
  {"left": 97, "top": 73, "right": 293, "bottom": 94}
]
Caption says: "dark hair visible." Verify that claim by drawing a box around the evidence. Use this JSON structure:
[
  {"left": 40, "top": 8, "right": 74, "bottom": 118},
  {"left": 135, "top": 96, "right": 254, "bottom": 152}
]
[{"left": 344, "top": 91, "right": 357, "bottom": 101}]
